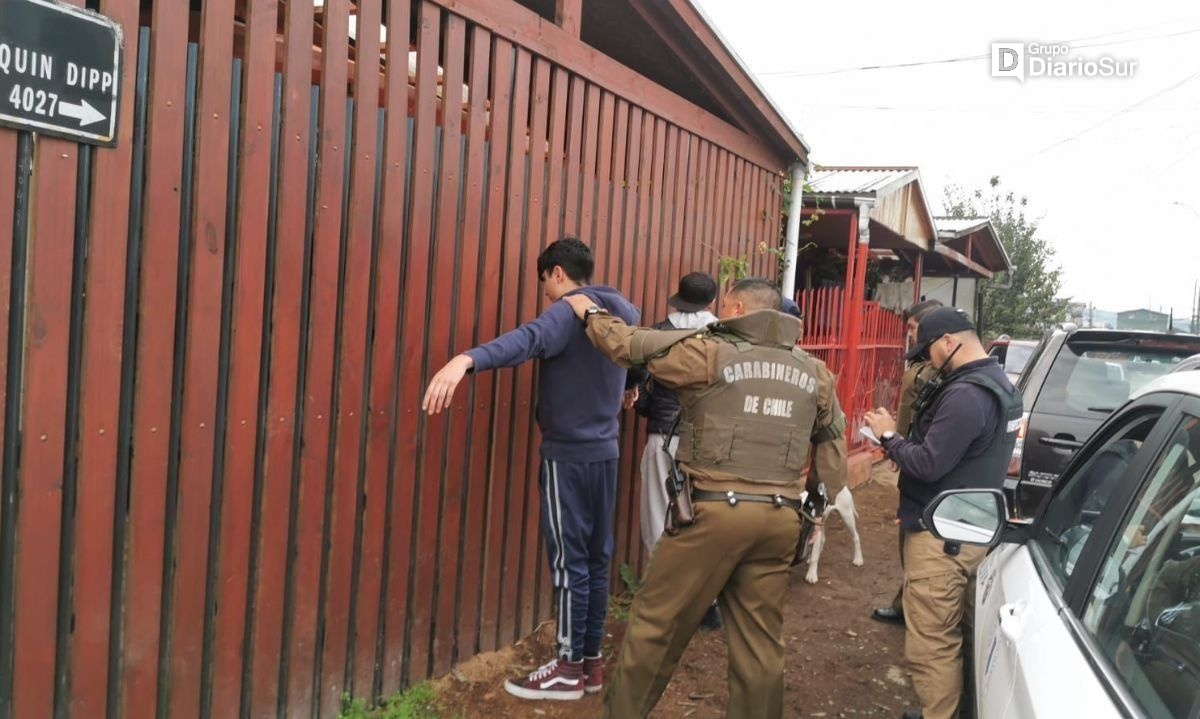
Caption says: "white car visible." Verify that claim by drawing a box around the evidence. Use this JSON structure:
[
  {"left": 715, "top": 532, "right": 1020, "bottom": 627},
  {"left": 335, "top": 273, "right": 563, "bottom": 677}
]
[{"left": 924, "top": 370, "right": 1200, "bottom": 718}]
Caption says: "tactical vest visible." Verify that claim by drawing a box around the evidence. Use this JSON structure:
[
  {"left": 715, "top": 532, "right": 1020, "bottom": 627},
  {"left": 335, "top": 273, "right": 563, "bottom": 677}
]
[
  {"left": 903, "top": 369, "right": 1024, "bottom": 510},
  {"left": 667, "top": 311, "right": 827, "bottom": 488}
]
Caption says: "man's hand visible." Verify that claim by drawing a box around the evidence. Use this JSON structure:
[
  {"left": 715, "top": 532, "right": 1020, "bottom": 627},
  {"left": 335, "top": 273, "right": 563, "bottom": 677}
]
[
  {"left": 623, "top": 387, "right": 639, "bottom": 410},
  {"left": 563, "top": 294, "right": 596, "bottom": 320},
  {"left": 864, "top": 407, "right": 897, "bottom": 438},
  {"left": 422, "top": 354, "right": 474, "bottom": 415}
]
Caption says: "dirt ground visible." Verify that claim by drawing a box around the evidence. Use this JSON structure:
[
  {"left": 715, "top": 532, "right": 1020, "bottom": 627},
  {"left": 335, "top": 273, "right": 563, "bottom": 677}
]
[{"left": 433, "top": 464, "right": 917, "bottom": 718}]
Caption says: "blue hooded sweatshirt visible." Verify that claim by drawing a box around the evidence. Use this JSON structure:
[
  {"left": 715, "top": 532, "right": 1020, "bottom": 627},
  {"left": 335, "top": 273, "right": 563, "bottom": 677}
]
[{"left": 465, "top": 285, "right": 641, "bottom": 463}]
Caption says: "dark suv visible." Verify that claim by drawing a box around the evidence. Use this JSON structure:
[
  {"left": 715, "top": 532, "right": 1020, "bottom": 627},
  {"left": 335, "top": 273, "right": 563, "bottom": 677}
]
[
  {"left": 1008, "top": 324, "right": 1200, "bottom": 519},
  {"left": 986, "top": 335, "right": 1039, "bottom": 384}
]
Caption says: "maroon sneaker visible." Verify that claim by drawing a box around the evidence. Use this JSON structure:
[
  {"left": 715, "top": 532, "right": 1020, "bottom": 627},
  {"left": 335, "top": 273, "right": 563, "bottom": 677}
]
[
  {"left": 503, "top": 659, "right": 585, "bottom": 701},
  {"left": 583, "top": 655, "right": 604, "bottom": 694}
]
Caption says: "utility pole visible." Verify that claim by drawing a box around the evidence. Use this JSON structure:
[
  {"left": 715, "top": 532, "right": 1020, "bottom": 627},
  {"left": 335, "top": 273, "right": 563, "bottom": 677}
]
[{"left": 1192, "top": 279, "right": 1199, "bottom": 334}]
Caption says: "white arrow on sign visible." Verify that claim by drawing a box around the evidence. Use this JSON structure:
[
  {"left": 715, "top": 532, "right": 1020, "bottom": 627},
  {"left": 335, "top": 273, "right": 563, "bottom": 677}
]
[{"left": 57, "top": 99, "right": 106, "bottom": 127}]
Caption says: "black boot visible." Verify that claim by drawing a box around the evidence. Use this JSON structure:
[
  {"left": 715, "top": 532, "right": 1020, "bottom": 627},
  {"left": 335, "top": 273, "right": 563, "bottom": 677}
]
[
  {"left": 700, "top": 603, "right": 722, "bottom": 631},
  {"left": 871, "top": 606, "right": 905, "bottom": 625}
]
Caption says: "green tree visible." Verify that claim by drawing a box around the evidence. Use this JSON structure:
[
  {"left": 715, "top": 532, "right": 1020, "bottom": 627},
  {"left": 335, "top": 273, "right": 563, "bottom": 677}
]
[{"left": 943, "top": 177, "right": 1069, "bottom": 338}]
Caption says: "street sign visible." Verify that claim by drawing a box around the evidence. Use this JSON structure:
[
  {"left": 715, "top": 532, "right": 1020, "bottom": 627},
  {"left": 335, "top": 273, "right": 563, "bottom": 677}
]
[{"left": 0, "top": 0, "right": 122, "bottom": 146}]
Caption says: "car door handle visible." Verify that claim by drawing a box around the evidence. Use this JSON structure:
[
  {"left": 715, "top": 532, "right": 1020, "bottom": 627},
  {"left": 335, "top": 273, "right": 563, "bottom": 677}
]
[
  {"left": 1039, "top": 436, "right": 1084, "bottom": 450},
  {"left": 999, "top": 601, "right": 1029, "bottom": 642}
]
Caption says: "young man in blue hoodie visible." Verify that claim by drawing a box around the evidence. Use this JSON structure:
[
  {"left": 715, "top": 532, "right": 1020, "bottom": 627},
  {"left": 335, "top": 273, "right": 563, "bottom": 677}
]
[{"left": 423, "top": 238, "right": 641, "bottom": 701}]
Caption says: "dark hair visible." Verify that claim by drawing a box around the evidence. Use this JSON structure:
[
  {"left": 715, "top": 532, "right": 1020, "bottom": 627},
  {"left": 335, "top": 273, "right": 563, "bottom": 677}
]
[
  {"left": 728, "top": 277, "right": 781, "bottom": 311},
  {"left": 903, "top": 298, "right": 943, "bottom": 322},
  {"left": 537, "top": 237, "right": 593, "bottom": 283}
]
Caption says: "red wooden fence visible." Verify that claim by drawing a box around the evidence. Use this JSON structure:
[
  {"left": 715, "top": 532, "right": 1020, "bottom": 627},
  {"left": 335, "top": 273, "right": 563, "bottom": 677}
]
[{"left": 0, "top": 0, "right": 787, "bottom": 715}]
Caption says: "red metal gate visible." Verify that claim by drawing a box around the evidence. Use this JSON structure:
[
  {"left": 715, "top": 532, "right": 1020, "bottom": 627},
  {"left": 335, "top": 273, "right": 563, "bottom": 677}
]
[{"left": 797, "top": 288, "right": 905, "bottom": 451}]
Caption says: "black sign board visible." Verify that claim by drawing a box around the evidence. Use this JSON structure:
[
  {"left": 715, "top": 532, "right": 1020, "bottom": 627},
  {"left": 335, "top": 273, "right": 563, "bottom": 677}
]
[{"left": 0, "top": 0, "right": 122, "bottom": 146}]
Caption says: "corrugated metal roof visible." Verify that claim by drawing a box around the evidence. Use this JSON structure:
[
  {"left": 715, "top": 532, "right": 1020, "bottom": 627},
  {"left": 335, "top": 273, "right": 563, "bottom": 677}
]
[
  {"left": 934, "top": 217, "right": 991, "bottom": 236},
  {"left": 806, "top": 167, "right": 918, "bottom": 196}
]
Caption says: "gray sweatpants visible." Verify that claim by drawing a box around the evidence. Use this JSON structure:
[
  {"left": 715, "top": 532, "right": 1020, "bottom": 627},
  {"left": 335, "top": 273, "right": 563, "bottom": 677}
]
[{"left": 639, "top": 434, "right": 679, "bottom": 554}]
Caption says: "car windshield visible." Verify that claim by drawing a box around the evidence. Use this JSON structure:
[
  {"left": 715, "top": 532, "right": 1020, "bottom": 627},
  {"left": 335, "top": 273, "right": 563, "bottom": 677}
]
[
  {"left": 1037, "top": 341, "right": 1200, "bottom": 416},
  {"left": 1005, "top": 344, "right": 1035, "bottom": 375}
]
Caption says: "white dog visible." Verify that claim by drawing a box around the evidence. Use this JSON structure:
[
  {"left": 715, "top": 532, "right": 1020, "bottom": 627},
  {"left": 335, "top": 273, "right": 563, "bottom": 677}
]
[{"left": 797, "top": 485, "right": 863, "bottom": 584}]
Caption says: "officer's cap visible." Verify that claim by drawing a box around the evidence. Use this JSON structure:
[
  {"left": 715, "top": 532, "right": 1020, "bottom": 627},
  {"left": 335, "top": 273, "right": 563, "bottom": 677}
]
[{"left": 905, "top": 307, "right": 975, "bottom": 361}]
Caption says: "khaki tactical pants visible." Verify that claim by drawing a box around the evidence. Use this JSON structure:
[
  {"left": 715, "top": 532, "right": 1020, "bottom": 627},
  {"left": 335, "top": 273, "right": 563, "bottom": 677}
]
[
  {"left": 902, "top": 530, "right": 986, "bottom": 719},
  {"left": 604, "top": 499, "right": 801, "bottom": 719}
]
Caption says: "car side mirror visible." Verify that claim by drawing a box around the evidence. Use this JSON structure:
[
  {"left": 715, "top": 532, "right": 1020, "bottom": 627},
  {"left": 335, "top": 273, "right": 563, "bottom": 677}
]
[{"left": 922, "top": 489, "right": 1007, "bottom": 548}]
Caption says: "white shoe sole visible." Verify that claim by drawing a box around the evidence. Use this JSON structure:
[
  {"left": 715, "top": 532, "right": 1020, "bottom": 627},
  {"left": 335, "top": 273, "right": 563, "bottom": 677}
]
[
  {"left": 585, "top": 686, "right": 603, "bottom": 695},
  {"left": 503, "top": 680, "right": 585, "bottom": 701}
]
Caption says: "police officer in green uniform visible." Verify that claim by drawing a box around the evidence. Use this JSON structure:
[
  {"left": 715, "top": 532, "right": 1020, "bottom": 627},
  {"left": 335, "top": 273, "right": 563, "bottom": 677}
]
[{"left": 563, "top": 278, "right": 847, "bottom": 719}]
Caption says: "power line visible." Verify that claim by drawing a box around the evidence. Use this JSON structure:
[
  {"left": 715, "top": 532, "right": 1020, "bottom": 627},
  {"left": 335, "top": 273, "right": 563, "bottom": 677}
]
[
  {"left": 757, "top": 26, "right": 1200, "bottom": 79},
  {"left": 1029, "top": 68, "right": 1200, "bottom": 157},
  {"left": 1153, "top": 127, "right": 1200, "bottom": 176},
  {"left": 758, "top": 52, "right": 985, "bottom": 79}
]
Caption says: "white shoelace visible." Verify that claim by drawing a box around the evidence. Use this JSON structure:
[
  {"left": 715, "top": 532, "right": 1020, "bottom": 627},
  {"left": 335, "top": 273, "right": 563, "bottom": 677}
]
[{"left": 528, "top": 659, "right": 560, "bottom": 681}]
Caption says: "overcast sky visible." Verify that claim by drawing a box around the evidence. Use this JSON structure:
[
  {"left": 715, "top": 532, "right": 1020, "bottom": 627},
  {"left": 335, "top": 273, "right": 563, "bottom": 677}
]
[{"left": 693, "top": 0, "right": 1200, "bottom": 318}]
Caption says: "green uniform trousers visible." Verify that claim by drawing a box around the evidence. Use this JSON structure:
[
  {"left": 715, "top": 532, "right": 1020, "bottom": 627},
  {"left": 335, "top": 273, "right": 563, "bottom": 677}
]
[{"left": 603, "top": 498, "right": 801, "bottom": 719}]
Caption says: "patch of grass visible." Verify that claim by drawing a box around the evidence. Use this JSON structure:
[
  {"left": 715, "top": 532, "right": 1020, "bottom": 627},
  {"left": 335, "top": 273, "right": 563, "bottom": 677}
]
[
  {"left": 607, "top": 563, "right": 641, "bottom": 622},
  {"left": 339, "top": 694, "right": 373, "bottom": 719},
  {"left": 608, "top": 593, "right": 629, "bottom": 621},
  {"left": 337, "top": 682, "right": 443, "bottom": 719},
  {"left": 618, "top": 563, "right": 641, "bottom": 594}
]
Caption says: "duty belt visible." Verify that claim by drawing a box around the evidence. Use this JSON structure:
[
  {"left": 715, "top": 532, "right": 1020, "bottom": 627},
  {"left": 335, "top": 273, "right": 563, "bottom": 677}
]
[{"left": 692, "top": 489, "right": 802, "bottom": 511}]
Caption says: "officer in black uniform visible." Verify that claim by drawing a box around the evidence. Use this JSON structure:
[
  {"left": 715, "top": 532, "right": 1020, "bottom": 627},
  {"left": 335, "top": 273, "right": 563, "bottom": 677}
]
[{"left": 864, "top": 307, "right": 1023, "bottom": 719}]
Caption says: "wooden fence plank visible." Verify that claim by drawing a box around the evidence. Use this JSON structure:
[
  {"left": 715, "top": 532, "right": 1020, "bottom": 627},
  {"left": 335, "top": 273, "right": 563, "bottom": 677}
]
[
  {"left": 665, "top": 127, "right": 687, "bottom": 288},
  {"left": 729, "top": 158, "right": 748, "bottom": 280},
  {"left": 577, "top": 84, "right": 601, "bottom": 246},
  {"left": 12, "top": 121, "right": 80, "bottom": 719},
  {"left": 493, "top": 47, "right": 531, "bottom": 649},
  {"left": 425, "top": 12, "right": 468, "bottom": 678},
  {"left": 285, "top": 0, "right": 350, "bottom": 711},
  {"left": 208, "top": 1, "right": 277, "bottom": 717},
  {"left": 472, "top": 37, "right": 515, "bottom": 656},
  {"left": 166, "top": 0, "right": 236, "bottom": 714},
  {"left": 678, "top": 134, "right": 699, "bottom": 283},
  {"left": 613, "top": 105, "right": 646, "bottom": 584},
  {"left": 561, "top": 74, "right": 585, "bottom": 238},
  {"left": 0, "top": 134, "right": 12, "bottom": 651},
  {"left": 748, "top": 165, "right": 762, "bottom": 277},
  {"left": 657, "top": 125, "right": 680, "bottom": 296},
  {"left": 609, "top": 102, "right": 628, "bottom": 292},
  {"left": 769, "top": 171, "right": 782, "bottom": 282},
  {"left": 452, "top": 23, "right": 494, "bottom": 665},
  {"left": 66, "top": 0, "right": 140, "bottom": 714},
  {"left": 317, "top": 0, "right": 383, "bottom": 712},
  {"left": 592, "top": 94, "right": 614, "bottom": 285},
  {"left": 120, "top": 0, "right": 191, "bottom": 714},
  {"left": 712, "top": 150, "right": 732, "bottom": 284},
  {"left": 616, "top": 106, "right": 642, "bottom": 296},
  {"left": 543, "top": 67, "right": 569, "bottom": 250},
  {"left": 388, "top": 0, "right": 442, "bottom": 682},
  {"left": 513, "top": 56, "right": 552, "bottom": 638},
  {"left": 356, "top": 0, "right": 413, "bottom": 698},
  {"left": 246, "top": 0, "right": 313, "bottom": 713},
  {"left": 692, "top": 142, "right": 713, "bottom": 279}
]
